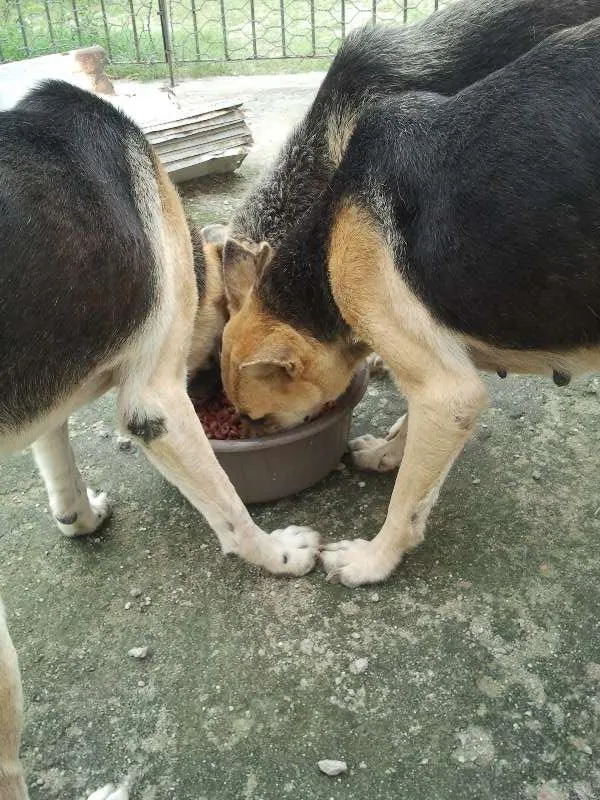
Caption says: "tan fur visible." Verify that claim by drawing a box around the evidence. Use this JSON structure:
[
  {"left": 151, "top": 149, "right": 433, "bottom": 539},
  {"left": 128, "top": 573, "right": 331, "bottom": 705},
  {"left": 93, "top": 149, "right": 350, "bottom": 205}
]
[{"left": 326, "top": 107, "right": 359, "bottom": 167}]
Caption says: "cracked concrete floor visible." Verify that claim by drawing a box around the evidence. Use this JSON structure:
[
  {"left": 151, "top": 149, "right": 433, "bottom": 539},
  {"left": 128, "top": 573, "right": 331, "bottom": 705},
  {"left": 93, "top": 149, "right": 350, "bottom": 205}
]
[{"left": 2, "top": 73, "right": 600, "bottom": 800}]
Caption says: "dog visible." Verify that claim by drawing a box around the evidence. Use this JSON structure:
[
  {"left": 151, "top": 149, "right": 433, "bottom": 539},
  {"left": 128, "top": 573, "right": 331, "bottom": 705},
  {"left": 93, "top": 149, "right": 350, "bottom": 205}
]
[
  {"left": 219, "top": 0, "right": 600, "bottom": 315},
  {"left": 0, "top": 80, "right": 320, "bottom": 799},
  {"left": 221, "top": 18, "right": 600, "bottom": 588}
]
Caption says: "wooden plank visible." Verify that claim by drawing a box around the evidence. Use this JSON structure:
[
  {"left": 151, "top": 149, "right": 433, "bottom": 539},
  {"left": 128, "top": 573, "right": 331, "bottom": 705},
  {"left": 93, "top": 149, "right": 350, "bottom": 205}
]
[
  {"left": 167, "top": 148, "right": 248, "bottom": 182},
  {"left": 155, "top": 133, "right": 253, "bottom": 165}
]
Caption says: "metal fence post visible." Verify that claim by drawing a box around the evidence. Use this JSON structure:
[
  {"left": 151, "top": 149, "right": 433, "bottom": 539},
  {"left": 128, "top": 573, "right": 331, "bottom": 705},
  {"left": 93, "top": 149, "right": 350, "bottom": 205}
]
[{"left": 157, "top": 0, "right": 175, "bottom": 88}]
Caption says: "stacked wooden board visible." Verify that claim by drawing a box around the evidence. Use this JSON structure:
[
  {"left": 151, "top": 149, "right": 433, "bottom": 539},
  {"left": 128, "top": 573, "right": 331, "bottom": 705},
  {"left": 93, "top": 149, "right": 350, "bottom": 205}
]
[
  {"left": 140, "top": 101, "right": 253, "bottom": 183},
  {"left": 0, "top": 48, "right": 253, "bottom": 183}
]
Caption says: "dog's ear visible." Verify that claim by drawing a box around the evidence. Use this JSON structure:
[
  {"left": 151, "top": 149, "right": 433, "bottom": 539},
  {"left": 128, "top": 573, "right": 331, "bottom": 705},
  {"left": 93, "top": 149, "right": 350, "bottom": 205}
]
[
  {"left": 222, "top": 238, "right": 273, "bottom": 313},
  {"left": 239, "top": 338, "right": 301, "bottom": 378},
  {"left": 200, "top": 223, "right": 228, "bottom": 263}
]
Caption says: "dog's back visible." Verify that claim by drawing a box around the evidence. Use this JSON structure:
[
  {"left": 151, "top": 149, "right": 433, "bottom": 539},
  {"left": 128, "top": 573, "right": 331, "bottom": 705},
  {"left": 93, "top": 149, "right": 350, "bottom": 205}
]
[
  {"left": 0, "top": 81, "right": 158, "bottom": 431},
  {"left": 338, "top": 19, "right": 600, "bottom": 350},
  {"left": 230, "top": 0, "right": 600, "bottom": 247}
]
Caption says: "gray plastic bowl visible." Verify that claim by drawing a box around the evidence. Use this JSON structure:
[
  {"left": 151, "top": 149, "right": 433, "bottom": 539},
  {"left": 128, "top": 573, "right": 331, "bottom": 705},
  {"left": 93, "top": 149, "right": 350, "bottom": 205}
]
[{"left": 210, "top": 364, "right": 369, "bottom": 504}]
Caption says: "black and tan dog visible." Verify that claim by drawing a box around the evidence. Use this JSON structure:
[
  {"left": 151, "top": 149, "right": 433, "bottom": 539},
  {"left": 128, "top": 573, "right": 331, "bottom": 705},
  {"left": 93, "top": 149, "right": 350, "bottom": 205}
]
[
  {"left": 221, "top": 0, "right": 600, "bottom": 312},
  {"left": 221, "top": 19, "right": 600, "bottom": 587},
  {"left": 0, "top": 80, "right": 318, "bottom": 799}
]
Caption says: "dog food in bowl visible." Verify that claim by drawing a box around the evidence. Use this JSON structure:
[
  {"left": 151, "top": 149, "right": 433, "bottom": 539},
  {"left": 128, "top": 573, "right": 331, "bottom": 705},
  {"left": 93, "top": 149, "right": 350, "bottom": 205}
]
[
  {"left": 188, "top": 364, "right": 369, "bottom": 503},
  {"left": 191, "top": 391, "right": 243, "bottom": 440}
]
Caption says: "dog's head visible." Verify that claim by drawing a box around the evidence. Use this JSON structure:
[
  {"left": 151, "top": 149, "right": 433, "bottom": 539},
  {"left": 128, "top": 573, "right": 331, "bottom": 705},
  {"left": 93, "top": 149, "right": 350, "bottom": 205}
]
[{"left": 221, "top": 289, "right": 362, "bottom": 433}]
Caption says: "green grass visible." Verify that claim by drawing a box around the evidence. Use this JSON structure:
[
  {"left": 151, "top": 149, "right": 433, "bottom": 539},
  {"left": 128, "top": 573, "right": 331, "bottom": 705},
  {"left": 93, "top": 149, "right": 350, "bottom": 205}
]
[{"left": 0, "top": 0, "right": 454, "bottom": 78}]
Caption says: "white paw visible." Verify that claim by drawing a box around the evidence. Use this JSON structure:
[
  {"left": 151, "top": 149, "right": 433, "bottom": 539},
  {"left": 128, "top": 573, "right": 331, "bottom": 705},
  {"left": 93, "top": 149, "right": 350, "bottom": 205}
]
[
  {"left": 348, "top": 435, "right": 402, "bottom": 472},
  {"left": 266, "top": 525, "right": 320, "bottom": 576},
  {"left": 86, "top": 488, "right": 111, "bottom": 526},
  {"left": 55, "top": 488, "right": 111, "bottom": 538},
  {"left": 320, "top": 539, "right": 397, "bottom": 587},
  {"left": 87, "top": 784, "right": 129, "bottom": 800},
  {"left": 366, "top": 353, "right": 390, "bottom": 377}
]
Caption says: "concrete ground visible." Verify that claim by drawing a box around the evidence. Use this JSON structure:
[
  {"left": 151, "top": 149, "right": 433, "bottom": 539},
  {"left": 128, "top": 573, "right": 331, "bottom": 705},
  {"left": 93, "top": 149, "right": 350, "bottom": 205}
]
[{"left": 2, "top": 73, "right": 600, "bottom": 800}]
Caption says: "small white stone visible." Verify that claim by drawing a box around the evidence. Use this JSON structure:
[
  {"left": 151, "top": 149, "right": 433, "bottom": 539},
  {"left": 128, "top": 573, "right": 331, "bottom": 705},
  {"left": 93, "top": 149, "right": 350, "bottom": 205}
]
[
  {"left": 358, "top": 481, "right": 366, "bottom": 488},
  {"left": 128, "top": 646, "right": 149, "bottom": 659},
  {"left": 129, "top": 588, "right": 142, "bottom": 598},
  {"left": 124, "top": 602, "right": 132, "bottom": 610},
  {"left": 350, "top": 657, "right": 369, "bottom": 675},
  {"left": 370, "top": 592, "right": 380, "bottom": 602},
  {"left": 318, "top": 759, "right": 347, "bottom": 776}
]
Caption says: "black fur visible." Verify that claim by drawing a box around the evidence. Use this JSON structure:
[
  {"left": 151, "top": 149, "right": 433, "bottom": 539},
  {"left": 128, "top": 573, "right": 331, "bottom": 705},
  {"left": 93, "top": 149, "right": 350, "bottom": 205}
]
[
  {"left": 231, "top": 0, "right": 600, "bottom": 248},
  {"left": 127, "top": 413, "right": 167, "bottom": 443},
  {"left": 259, "top": 20, "right": 600, "bottom": 352},
  {"left": 259, "top": 186, "right": 347, "bottom": 342},
  {"left": 0, "top": 80, "right": 158, "bottom": 430}
]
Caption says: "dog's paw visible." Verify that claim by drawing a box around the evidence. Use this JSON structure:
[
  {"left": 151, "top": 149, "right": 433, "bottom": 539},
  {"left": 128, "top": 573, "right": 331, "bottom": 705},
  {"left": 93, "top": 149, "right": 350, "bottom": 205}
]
[
  {"left": 266, "top": 525, "right": 320, "bottom": 576},
  {"left": 348, "top": 435, "right": 402, "bottom": 472},
  {"left": 366, "top": 353, "right": 390, "bottom": 378},
  {"left": 348, "top": 415, "right": 407, "bottom": 472},
  {"left": 86, "top": 784, "right": 129, "bottom": 800},
  {"left": 320, "top": 539, "right": 396, "bottom": 587},
  {"left": 55, "top": 488, "right": 112, "bottom": 537}
]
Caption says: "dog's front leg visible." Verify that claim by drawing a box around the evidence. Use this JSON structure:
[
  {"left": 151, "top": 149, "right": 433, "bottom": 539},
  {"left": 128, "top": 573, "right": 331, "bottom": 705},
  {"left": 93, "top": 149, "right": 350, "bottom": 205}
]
[
  {"left": 323, "top": 205, "right": 487, "bottom": 586},
  {"left": 123, "top": 383, "right": 319, "bottom": 576},
  {"left": 322, "top": 375, "right": 486, "bottom": 586},
  {"left": 32, "top": 421, "right": 111, "bottom": 537},
  {"left": 0, "top": 599, "right": 28, "bottom": 800}
]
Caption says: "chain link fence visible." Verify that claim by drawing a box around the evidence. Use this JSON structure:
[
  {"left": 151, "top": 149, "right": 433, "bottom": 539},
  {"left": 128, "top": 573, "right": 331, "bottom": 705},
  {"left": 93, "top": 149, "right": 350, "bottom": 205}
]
[{"left": 0, "top": 0, "right": 453, "bottom": 71}]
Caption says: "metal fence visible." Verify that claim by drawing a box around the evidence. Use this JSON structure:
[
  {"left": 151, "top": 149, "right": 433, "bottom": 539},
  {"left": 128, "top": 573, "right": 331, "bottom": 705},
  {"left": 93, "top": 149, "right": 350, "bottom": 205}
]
[{"left": 0, "top": 0, "right": 453, "bottom": 68}]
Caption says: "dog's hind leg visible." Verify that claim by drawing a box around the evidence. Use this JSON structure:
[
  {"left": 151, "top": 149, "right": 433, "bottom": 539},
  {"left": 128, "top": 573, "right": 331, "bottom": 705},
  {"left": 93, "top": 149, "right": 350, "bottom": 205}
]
[
  {"left": 0, "top": 599, "right": 28, "bottom": 800},
  {"left": 32, "top": 421, "right": 111, "bottom": 537},
  {"left": 348, "top": 414, "right": 408, "bottom": 472}
]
